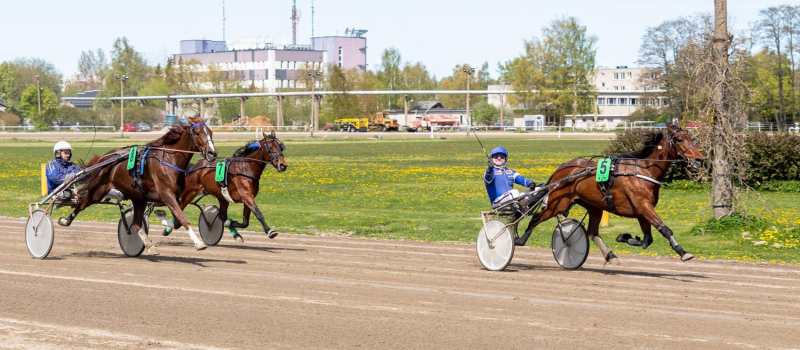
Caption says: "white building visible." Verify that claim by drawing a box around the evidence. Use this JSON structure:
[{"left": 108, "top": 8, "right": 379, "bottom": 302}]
[{"left": 490, "top": 66, "right": 667, "bottom": 129}]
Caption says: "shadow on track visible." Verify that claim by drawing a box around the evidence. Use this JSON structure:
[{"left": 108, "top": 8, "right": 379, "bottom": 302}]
[
  {"left": 65, "top": 250, "right": 247, "bottom": 268},
  {"left": 158, "top": 240, "right": 306, "bottom": 254},
  {"left": 506, "top": 263, "right": 707, "bottom": 281}
]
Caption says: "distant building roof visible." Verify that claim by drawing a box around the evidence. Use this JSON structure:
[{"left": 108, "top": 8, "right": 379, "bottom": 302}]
[
  {"left": 411, "top": 101, "right": 443, "bottom": 110},
  {"left": 66, "top": 90, "right": 100, "bottom": 110}
]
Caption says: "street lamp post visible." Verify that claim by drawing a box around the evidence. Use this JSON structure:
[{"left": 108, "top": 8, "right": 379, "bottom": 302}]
[
  {"left": 116, "top": 75, "right": 128, "bottom": 137},
  {"left": 36, "top": 75, "right": 42, "bottom": 123},
  {"left": 308, "top": 71, "right": 321, "bottom": 136},
  {"left": 463, "top": 67, "right": 475, "bottom": 135}
]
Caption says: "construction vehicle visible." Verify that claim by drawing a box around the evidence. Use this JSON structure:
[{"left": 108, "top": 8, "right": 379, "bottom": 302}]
[
  {"left": 407, "top": 115, "right": 460, "bottom": 132},
  {"left": 369, "top": 112, "right": 400, "bottom": 131},
  {"left": 333, "top": 118, "right": 369, "bottom": 132}
]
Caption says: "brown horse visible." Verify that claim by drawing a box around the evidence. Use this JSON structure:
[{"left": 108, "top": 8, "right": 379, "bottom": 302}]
[
  {"left": 516, "top": 124, "right": 705, "bottom": 263},
  {"left": 63, "top": 116, "right": 217, "bottom": 254},
  {"left": 169, "top": 131, "right": 288, "bottom": 241}
]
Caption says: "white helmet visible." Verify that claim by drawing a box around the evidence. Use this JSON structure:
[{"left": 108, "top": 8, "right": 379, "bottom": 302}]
[{"left": 54, "top": 141, "right": 72, "bottom": 153}]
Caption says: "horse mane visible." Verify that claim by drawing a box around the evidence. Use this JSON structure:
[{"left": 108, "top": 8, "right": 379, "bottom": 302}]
[
  {"left": 147, "top": 123, "right": 188, "bottom": 147},
  {"left": 232, "top": 139, "right": 262, "bottom": 158},
  {"left": 617, "top": 131, "right": 665, "bottom": 159}
]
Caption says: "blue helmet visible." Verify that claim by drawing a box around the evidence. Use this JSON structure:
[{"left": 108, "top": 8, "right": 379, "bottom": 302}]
[{"left": 490, "top": 146, "right": 508, "bottom": 158}]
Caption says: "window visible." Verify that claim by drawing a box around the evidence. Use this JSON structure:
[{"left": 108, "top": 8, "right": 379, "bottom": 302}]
[
  {"left": 338, "top": 47, "right": 343, "bottom": 68},
  {"left": 627, "top": 72, "right": 632, "bottom": 79},
  {"left": 629, "top": 98, "right": 637, "bottom": 105},
  {"left": 597, "top": 98, "right": 605, "bottom": 105},
  {"left": 607, "top": 98, "right": 616, "bottom": 105},
  {"left": 662, "top": 99, "right": 669, "bottom": 106},
  {"left": 613, "top": 73, "right": 619, "bottom": 79},
  {"left": 621, "top": 86, "right": 626, "bottom": 90},
  {"left": 601, "top": 82, "right": 605, "bottom": 87},
  {"left": 618, "top": 98, "right": 627, "bottom": 105}
]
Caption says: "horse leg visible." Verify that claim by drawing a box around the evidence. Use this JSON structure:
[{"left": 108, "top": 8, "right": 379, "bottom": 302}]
[
  {"left": 131, "top": 200, "right": 158, "bottom": 255},
  {"left": 58, "top": 184, "right": 104, "bottom": 226},
  {"left": 164, "top": 187, "right": 197, "bottom": 236},
  {"left": 241, "top": 195, "right": 277, "bottom": 239},
  {"left": 587, "top": 208, "right": 619, "bottom": 265},
  {"left": 162, "top": 195, "right": 207, "bottom": 251},
  {"left": 218, "top": 201, "right": 243, "bottom": 243},
  {"left": 641, "top": 205, "right": 693, "bottom": 261},
  {"left": 638, "top": 218, "right": 654, "bottom": 249},
  {"left": 515, "top": 204, "right": 558, "bottom": 246}
]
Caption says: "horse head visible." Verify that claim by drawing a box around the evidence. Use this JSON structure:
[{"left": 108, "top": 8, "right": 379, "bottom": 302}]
[
  {"left": 186, "top": 116, "right": 217, "bottom": 161},
  {"left": 261, "top": 131, "right": 288, "bottom": 172},
  {"left": 666, "top": 124, "right": 704, "bottom": 168}
]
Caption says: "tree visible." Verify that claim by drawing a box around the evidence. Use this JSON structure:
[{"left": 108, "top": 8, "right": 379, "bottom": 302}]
[
  {"left": 438, "top": 62, "right": 492, "bottom": 109},
  {"left": 471, "top": 102, "right": 499, "bottom": 126},
  {"left": 74, "top": 49, "right": 107, "bottom": 91},
  {"left": 377, "top": 48, "right": 402, "bottom": 109},
  {"left": 18, "top": 86, "right": 59, "bottom": 129},
  {"left": 755, "top": 6, "right": 791, "bottom": 130},
  {"left": 0, "top": 58, "right": 62, "bottom": 114},
  {"left": 502, "top": 16, "right": 597, "bottom": 125},
  {"left": 320, "top": 66, "right": 360, "bottom": 121},
  {"left": 100, "top": 37, "right": 151, "bottom": 99}
]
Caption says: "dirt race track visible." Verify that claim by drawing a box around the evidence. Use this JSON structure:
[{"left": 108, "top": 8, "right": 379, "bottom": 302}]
[{"left": 1, "top": 216, "right": 799, "bottom": 349}]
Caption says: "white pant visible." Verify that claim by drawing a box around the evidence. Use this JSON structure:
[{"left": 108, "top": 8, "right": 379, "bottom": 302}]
[{"left": 493, "top": 189, "right": 521, "bottom": 205}]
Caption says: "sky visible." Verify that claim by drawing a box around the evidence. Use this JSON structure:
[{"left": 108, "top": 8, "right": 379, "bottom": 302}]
[{"left": 0, "top": 0, "right": 782, "bottom": 81}]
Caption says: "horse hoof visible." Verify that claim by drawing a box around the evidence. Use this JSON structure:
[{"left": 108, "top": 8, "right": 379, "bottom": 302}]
[
  {"left": 681, "top": 253, "right": 694, "bottom": 262},
  {"left": 605, "top": 252, "right": 621, "bottom": 266},
  {"left": 162, "top": 227, "right": 172, "bottom": 236},
  {"left": 57, "top": 217, "right": 71, "bottom": 227},
  {"left": 267, "top": 229, "right": 278, "bottom": 239},
  {"left": 194, "top": 242, "right": 208, "bottom": 251},
  {"left": 234, "top": 234, "right": 244, "bottom": 243}
]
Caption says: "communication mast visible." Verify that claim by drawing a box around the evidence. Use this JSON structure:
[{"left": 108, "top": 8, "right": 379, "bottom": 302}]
[
  {"left": 222, "top": 0, "right": 226, "bottom": 42},
  {"left": 291, "top": 0, "right": 299, "bottom": 45},
  {"left": 311, "top": 0, "right": 315, "bottom": 38}
]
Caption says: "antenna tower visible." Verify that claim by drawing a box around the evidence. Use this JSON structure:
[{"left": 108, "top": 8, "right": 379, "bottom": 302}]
[
  {"left": 222, "top": 0, "right": 226, "bottom": 42},
  {"left": 291, "top": 0, "right": 299, "bottom": 45},
  {"left": 311, "top": 0, "right": 315, "bottom": 38}
]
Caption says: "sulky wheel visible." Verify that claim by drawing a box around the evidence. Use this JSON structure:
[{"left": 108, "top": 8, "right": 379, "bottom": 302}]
[
  {"left": 551, "top": 219, "right": 589, "bottom": 270},
  {"left": 26, "top": 209, "right": 54, "bottom": 259},
  {"left": 117, "top": 209, "right": 147, "bottom": 257},
  {"left": 198, "top": 205, "right": 224, "bottom": 246},
  {"left": 476, "top": 219, "right": 515, "bottom": 271}
]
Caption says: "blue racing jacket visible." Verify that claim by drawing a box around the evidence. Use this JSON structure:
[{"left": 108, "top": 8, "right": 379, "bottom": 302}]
[
  {"left": 46, "top": 158, "right": 80, "bottom": 193},
  {"left": 484, "top": 166, "right": 532, "bottom": 203}
]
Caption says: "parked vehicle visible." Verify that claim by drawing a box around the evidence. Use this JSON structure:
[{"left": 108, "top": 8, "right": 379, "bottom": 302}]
[
  {"left": 407, "top": 115, "right": 460, "bottom": 132},
  {"left": 333, "top": 118, "right": 369, "bottom": 132},
  {"left": 135, "top": 123, "right": 151, "bottom": 132},
  {"left": 121, "top": 123, "right": 137, "bottom": 132},
  {"left": 491, "top": 123, "right": 515, "bottom": 131},
  {"left": 654, "top": 122, "right": 667, "bottom": 129},
  {"left": 686, "top": 121, "right": 700, "bottom": 130},
  {"left": 369, "top": 112, "right": 399, "bottom": 131}
]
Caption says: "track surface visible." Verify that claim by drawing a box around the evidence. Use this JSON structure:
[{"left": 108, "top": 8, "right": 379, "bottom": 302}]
[{"left": 1, "top": 216, "right": 798, "bottom": 349}]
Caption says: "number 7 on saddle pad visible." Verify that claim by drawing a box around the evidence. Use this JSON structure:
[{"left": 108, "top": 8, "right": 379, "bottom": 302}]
[
  {"left": 215, "top": 161, "right": 226, "bottom": 182},
  {"left": 596, "top": 158, "right": 611, "bottom": 182}
]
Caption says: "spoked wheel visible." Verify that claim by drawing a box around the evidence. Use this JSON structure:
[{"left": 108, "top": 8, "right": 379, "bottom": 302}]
[
  {"left": 198, "top": 205, "right": 224, "bottom": 246},
  {"left": 117, "top": 209, "right": 147, "bottom": 257},
  {"left": 551, "top": 219, "right": 589, "bottom": 270},
  {"left": 476, "top": 219, "right": 515, "bottom": 271},
  {"left": 26, "top": 209, "right": 54, "bottom": 259}
]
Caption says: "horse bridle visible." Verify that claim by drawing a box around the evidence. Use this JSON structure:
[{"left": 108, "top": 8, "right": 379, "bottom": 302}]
[
  {"left": 668, "top": 127, "right": 698, "bottom": 162},
  {"left": 257, "top": 135, "right": 285, "bottom": 168},
  {"left": 189, "top": 122, "right": 216, "bottom": 160}
]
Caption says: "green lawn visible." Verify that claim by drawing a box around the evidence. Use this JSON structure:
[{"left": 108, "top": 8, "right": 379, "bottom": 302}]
[{"left": 2, "top": 137, "right": 797, "bottom": 264}]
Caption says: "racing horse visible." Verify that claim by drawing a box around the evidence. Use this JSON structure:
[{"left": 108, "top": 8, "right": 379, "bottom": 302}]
[
  {"left": 515, "top": 124, "right": 705, "bottom": 263},
  {"left": 170, "top": 131, "right": 287, "bottom": 241},
  {"left": 61, "top": 116, "right": 217, "bottom": 253}
]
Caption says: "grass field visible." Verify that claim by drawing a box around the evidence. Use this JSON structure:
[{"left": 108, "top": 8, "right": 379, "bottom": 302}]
[{"left": 1, "top": 137, "right": 797, "bottom": 264}]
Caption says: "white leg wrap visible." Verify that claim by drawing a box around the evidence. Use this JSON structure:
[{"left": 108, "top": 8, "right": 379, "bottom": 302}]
[
  {"left": 137, "top": 229, "right": 152, "bottom": 248},
  {"left": 187, "top": 227, "right": 207, "bottom": 250}
]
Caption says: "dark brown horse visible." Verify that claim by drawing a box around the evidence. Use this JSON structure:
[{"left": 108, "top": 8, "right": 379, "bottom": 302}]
[
  {"left": 63, "top": 116, "right": 217, "bottom": 254},
  {"left": 516, "top": 124, "right": 705, "bottom": 263},
  {"left": 171, "top": 131, "right": 287, "bottom": 241}
]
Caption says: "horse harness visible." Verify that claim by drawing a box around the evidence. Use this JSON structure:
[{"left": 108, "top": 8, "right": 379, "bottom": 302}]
[
  {"left": 591, "top": 156, "right": 665, "bottom": 214},
  {"left": 188, "top": 137, "right": 285, "bottom": 203}
]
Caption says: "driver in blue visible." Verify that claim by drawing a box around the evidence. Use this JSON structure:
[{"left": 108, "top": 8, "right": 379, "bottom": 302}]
[
  {"left": 46, "top": 141, "right": 80, "bottom": 198},
  {"left": 484, "top": 146, "right": 543, "bottom": 208}
]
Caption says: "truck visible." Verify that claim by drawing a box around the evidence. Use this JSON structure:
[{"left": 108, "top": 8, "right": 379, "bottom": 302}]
[
  {"left": 333, "top": 118, "right": 369, "bottom": 132},
  {"left": 407, "top": 115, "right": 460, "bottom": 132},
  {"left": 369, "top": 112, "right": 400, "bottom": 131}
]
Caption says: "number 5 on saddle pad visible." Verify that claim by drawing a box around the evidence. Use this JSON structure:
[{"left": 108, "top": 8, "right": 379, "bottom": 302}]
[
  {"left": 215, "top": 161, "right": 226, "bottom": 182},
  {"left": 126, "top": 146, "right": 138, "bottom": 171},
  {"left": 596, "top": 158, "right": 611, "bottom": 182}
]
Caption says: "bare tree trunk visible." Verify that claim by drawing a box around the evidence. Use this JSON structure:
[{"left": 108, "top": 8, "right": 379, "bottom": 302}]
[
  {"left": 778, "top": 43, "right": 787, "bottom": 131},
  {"left": 713, "top": 0, "right": 734, "bottom": 218}
]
